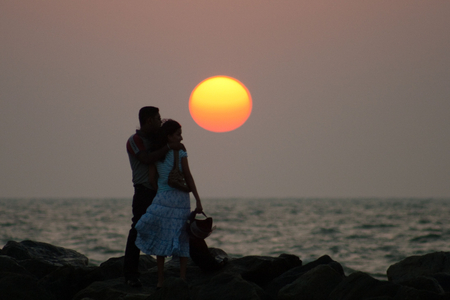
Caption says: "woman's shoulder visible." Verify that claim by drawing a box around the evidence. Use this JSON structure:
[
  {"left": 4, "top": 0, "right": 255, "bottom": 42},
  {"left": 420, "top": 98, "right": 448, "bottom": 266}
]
[{"left": 179, "top": 149, "right": 187, "bottom": 157}]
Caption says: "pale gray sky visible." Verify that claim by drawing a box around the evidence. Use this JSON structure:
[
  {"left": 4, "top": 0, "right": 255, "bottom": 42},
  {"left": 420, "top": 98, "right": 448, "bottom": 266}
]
[{"left": 1, "top": 1, "right": 449, "bottom": 198}]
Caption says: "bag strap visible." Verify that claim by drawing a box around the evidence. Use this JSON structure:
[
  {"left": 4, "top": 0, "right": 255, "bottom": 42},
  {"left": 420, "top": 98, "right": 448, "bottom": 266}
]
[{"left": 172, "top": 150, "right": 180, "bottom": 171}]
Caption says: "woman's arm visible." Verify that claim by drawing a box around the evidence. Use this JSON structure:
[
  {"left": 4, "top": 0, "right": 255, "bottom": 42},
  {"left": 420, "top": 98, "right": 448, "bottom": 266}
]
[{"left": 181, "top": 157, "right": 203, "bottom": 213}]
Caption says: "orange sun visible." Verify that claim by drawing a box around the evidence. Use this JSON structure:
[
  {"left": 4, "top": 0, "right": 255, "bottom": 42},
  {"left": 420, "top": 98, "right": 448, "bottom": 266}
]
[{"left": 189, "top": 75, "right": 252, "bottom": 132}]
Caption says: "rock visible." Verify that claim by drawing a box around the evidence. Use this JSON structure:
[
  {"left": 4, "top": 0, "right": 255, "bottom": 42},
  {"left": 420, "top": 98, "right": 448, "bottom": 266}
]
[
  {"left": 147, "top": 277, "right": 190, "bottom": 300},
  {"left": 189, "top": 238, "right": 229, "bottom": 272},
  {"left": 195, "top": 272, "right": 265, "bottom": 300},
  {"left": 0, "top": 273, "right": 56, "bottom": 300},
  {"left": 1, "top": 240, "right": 89, "bottom": 268},
  {"left": 277, "top": 264, "right": 344, "bottom": 300},
  {"left": 41, "top": 256, "right": 157, "bottom": 300},
  {"left": 38, "top": 265, "right": 100, "bottom": 300},
  {"left": 153, "top": 255, "right": 273, "bottom": 300},
  {"left": 396, "top": 276, "right": 444, "bottom": 294},
  {"left": 329, "top": 272, "right": 400, "bottom": 300},
  {"left": 0, "top": 256, "right": 54, "bottom": 299},
  {"left": 73, "top": 254, "right": 225, "bottom": 300},
  {"left": 209, "top": 247, "right": 228, "bottom": 260},
  {"left": 265, "top": 255, "right": 344, "bottom": 298},
  {"left": 0, "top": 255, "right": 30, "bottom": 276},
  {"left": 1, "top": 240, "right": 90, "bottom": 281},
  {"left": 95, "top": 255, "right": 157, "bottom": 281},
  {"left": 153, "top": 256, "right": 208, "bottom": 288},
  {"left": 387, "top": 252, "right": 450, "bottom": 283},
  {"left": 430, "top": 273, "right": 450, "bottom": 293},
  {"left": 4, "top": 239, "right": 450, "bottom": 300},
  {"left": 19, "top": 257, "right": 65, "bottom": 279},
  {"left": 393, "top": 286, "right": 444, "bottom": 300},
  {"left": 240, "top": 254, "right": 302, "bottom": 286},
  {"left": 73, "top": 277, "right": 154, "bottom": 300}
]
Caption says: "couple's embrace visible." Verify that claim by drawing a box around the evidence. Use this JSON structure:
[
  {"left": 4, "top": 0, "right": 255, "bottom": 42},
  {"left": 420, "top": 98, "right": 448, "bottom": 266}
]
[{"left": 124, "top": 106, "right": 204, "bottom": 289}]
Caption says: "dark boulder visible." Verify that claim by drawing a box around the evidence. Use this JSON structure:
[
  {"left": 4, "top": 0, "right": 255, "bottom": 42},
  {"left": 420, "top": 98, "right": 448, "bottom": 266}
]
[
  {"left": 387, "top": 252, "right": 450, "bottom": 283},
  {"left": 393, "top": 286, "right": 445, "bottom": 300},
  {"left": 38, "top": 265, "right": 99, "bottom": 300},
  {"left": 40, "top": 255, "right": 157, "bottom": 300},
  {"left": 329, "top": 272, "right": 400, "bottom": 300},
  {"left": 1, "top": 240, "right": 90, "bottom": 282},
  {"left": 5, "top": 239, "right": 450, "bottom": 300},
  {"left": 146, "top": 277, "right": 190, "bottom": 300},
  {"left": 265, "top": 254, "right": 344, "bottom": 298},
  {"left": 240, "top": 254, "right": 302, "bottom": 286},
  {"left": 277, "top": 264, "right": 344, "bottom": 300},
  {"left": 19, "top": 257, "right": 64, "bottom": 279},
  {"left": 0, "top": 255, "right": 30, "bottom": 276},
  {"left": 73, "top": 277, "right": 154, "bottom": 300},
  {"left": 95, "top": 255, "right": 157, "bottom": 281},
  {"left": 396, "top": 276, "right": 444, "bottom": 294},
  {"left": 195, "top": 272, "right": 266, "bottom": 300},
  {"left": 430, "top": 273, "right": 450, "bottom": 293},
  {"left": 332, "top": 273, "right": 446, "bottom": 300},
  {"left": 1, "top": 240, "right": 88, "bottom": 268},
  {"left": 0, "top": 273, "right": 56, "bottom": 300}
]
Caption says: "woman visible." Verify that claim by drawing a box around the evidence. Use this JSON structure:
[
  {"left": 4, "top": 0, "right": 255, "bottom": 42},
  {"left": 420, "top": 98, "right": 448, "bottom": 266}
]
[{"left": 135, "top": 119, "right": 203, "bottom": 288}]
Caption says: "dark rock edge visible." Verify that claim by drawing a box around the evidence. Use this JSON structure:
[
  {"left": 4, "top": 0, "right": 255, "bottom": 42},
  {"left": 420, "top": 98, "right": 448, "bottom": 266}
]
[{"left": 2, "top": 240, "right": 450, "bottom": 300}]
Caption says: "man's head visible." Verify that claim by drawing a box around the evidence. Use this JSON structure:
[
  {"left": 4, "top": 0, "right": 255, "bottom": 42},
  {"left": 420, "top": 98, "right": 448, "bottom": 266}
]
[{"left": 139, "top": 106, "right": 161, "bottom": 132}]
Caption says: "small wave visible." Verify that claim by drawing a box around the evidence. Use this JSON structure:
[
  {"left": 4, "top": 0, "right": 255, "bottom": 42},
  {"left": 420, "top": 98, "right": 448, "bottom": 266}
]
[
  {"left": 0, "top": 222, "right": 16, "bottom": 227},
  {"left": 409, "top": 234, "right": 442, "bottom": 243},
  {"left": 422, "top": 227, "right": 442, "bottom": 232},
  {"left": 355, "top": 224, "right": 397, "bottom": 229},
  {"left": 329, "top": 245, "right": 340, "bottom": 254},
  {"left": 418, "top": 219, "right": 432, "bottom": 224},
  {"left": 346, "top": 234, "right": 373, "bottom": 240},
  {"left": 249, "top": 209, "right": 264, "bottom": 216},
  {"left": 369, "top": 272, "right": 388, "bottom": 281},
  {"left": 312, "top": 227, "right": 340, "bottom": 235},
  {"left": 90, "top": 246, "right": 123, "bottom": 255}
]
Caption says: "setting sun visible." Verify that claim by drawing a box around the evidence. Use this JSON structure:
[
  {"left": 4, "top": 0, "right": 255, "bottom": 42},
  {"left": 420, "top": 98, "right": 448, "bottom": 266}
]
[{"left": 189, "top": 76, "right": 252, "bottom": 132}]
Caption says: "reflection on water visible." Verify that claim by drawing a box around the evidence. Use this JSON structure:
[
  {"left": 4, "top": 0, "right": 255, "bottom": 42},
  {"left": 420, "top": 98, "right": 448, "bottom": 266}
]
[{"left": 1, "top": 197, "right": 450, "bottom": 279}]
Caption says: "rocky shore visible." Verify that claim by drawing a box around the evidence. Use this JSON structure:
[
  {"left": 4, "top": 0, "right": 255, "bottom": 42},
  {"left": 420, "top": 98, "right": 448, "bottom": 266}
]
[{"left": 2, "top": 240, "right": 450, "bottom": 300}]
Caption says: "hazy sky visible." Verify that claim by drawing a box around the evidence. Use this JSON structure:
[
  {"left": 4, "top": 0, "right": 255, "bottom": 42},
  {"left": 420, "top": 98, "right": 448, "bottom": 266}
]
[{"left": 1, "top": 1, "right": 449, "bottom": 199}]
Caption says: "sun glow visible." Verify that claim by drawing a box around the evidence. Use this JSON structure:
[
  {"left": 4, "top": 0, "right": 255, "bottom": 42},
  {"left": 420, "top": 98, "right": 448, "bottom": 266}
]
[{"left": 189, "top": 76, "right": 252, "bottom": 132}]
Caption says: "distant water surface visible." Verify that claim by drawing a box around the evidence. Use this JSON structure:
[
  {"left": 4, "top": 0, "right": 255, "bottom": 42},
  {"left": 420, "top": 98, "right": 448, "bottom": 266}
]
[{"left": 1, "top": 198, "right": 450, "bottom": 280}]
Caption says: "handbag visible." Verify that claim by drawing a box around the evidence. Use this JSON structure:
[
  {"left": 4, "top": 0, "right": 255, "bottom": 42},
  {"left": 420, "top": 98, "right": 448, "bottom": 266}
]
[
  {"left": 186, "top": 211, "right": 224, "bottom": 271},
  {"left": 186, "top": 211, "right": 215, "bottom": 239},
  {"left": 168, "top": 150, "right": 191, "bottom": 192}
]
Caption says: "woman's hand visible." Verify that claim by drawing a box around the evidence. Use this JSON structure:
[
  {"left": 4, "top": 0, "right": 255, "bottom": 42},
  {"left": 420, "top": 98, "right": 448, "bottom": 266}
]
[{"left": 195, "top": 203, "right": 203, "bottom": 213}]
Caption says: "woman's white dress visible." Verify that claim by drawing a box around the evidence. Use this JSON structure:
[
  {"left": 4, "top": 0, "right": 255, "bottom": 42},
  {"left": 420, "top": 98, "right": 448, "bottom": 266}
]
[{"left": 135, "top": 150, "right": 190, "bottom": 257}]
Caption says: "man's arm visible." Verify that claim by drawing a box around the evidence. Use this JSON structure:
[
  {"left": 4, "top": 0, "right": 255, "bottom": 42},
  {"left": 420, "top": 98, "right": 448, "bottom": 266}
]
[{"left": 136, "top": 142, "right": 186, "bottom": 164}]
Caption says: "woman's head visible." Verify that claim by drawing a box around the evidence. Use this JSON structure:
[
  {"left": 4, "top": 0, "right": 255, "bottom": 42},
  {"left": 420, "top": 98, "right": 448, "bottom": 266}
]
[{"left": 160, "top": 119, "right": 182, "bottom": 144}]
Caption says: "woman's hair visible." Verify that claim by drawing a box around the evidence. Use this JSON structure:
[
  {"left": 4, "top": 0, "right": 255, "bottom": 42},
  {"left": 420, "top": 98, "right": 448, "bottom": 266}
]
[{"left": 153, "top": 119, "right": 181, "bottom": 160}]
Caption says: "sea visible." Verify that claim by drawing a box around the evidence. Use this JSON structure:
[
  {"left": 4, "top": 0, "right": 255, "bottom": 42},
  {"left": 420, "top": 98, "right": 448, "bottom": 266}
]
[{"left": 1, "top": 198, "right": 450, "bottom": 280}]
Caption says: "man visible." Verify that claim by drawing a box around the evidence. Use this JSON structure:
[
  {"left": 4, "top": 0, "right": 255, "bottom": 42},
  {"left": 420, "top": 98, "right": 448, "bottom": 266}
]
[{"left": 123, "top": 106, "right": 183, "bottom": 287}]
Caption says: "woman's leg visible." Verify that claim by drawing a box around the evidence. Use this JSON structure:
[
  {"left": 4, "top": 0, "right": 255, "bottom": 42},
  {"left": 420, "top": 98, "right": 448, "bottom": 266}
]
[
  {"left": 156, "top": 256, "right": 165, "bottom": 287},
  {"left": 180, "top": 257, "right": 188, "bottom": 281}
]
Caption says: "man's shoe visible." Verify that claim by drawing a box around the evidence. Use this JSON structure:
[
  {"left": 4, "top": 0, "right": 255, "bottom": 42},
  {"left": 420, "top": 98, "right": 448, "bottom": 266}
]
[{"left": 126, "top": 278, "right": 142, "bottom": 287}]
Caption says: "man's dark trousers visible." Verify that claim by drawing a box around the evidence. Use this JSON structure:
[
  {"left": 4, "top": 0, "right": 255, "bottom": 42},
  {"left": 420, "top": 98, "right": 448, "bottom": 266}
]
[{"left": 123, "top": 185, "right": 156, "bottom": 280}]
